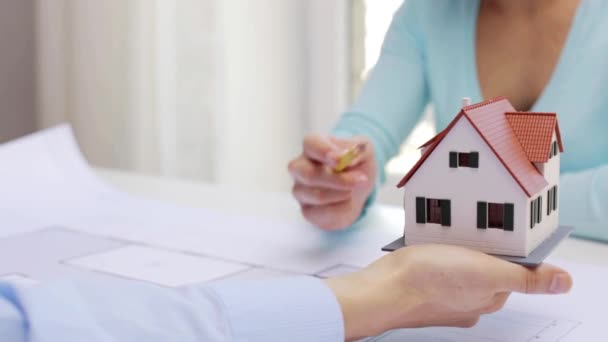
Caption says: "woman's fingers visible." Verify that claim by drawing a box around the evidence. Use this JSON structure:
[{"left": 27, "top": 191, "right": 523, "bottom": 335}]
[
  {"left": 303, "top": 134, "right": 340, "bottom": 166},
  {"left": 288, "top": 157, "right": 369, "bottom": 190},
  {"left": 292, "top": 184, "right": 352, "bottom": 206},
  {"left": 290, "top": 134, "right": 377, "bottom": 230},
  {"left": 327, "top": 136, "right": 373, "bottom": 170}
]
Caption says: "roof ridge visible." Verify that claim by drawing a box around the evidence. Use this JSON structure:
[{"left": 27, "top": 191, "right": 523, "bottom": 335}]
[
  {"left": 505, "top": 112, "right": 557, "bottom": 116},
  {"left": 417, "top": 128, "right": 447, "bottom": 149},
  {"left": 462, "top": 96, "right": 507, "bottom": 111}
]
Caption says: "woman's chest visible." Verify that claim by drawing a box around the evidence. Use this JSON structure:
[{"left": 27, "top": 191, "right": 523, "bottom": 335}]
[{"left": 475, "top": 14, "right": 573, "bottom": 111}]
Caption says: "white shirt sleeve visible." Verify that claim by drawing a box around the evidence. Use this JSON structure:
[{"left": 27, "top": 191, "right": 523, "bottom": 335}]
[{"left": 0, "top": 276, "right": 344, "bottom": 342}]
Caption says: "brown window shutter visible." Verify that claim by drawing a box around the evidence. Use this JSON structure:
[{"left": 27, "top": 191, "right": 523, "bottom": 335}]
[
  {"left": 449, "top": 152, "right": 458, "bottom": 168},
  {"left": 530, "top": 201, "right": 535, "bottom": 229},
  {"left": 537, "top": 197, "right": 542, "bottom": 223},
  {"left": 477, "top": 202, "right": 487, "bottom": 229},
  {"left": 547, "top": 190, "right": 551, "bottom": 215},
  {"left": 469, "top": 152, "right": 479, "bottom": 168},
  {"left": 416, "top": 197, "right": 426, "bottom": 224},
  {"left": 504, "top": 203, "right": 514, "bottom": 231},
  {"left": 554, "top": 185, "right": 558, "bottom": 210},
  {"left": 440, "top": 200, "right": 451, "bottom": 227}
]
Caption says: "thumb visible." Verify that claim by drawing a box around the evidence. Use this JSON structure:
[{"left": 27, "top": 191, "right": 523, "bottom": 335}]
[{"left": 506, "top": 263, "right": 573, "bottom": 294}]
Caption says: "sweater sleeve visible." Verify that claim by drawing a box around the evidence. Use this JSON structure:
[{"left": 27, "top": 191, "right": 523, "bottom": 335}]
[{"left": 332, "top": 0, "right": 429, "bottom": 185}]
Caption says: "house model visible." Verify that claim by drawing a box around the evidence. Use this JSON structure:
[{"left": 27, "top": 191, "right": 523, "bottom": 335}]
[{"left": 396, "top": 97, "right": 563, "bottom": 257}]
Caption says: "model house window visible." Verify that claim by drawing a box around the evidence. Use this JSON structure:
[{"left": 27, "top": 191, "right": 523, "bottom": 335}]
[
  {"left": 459, "top": 153, "right": 471, "bottom": 167},
  {"left": 488, "top": 203, "right": 505, "bottom": 228},
  {"left": 427, "top": 199, "right": 442, "bottom": 224},
  {"left": 549, "top": 141, "right": 559, "bottom": 158},
  {"left": 416, "top": 197, "right": 451, "bottom": 227},
  {"left": 553, "top": 141, "right": 558, "bottom": 157},
  {"left": 477, "top": 202, "right": 514, "bottom": 231},
  {"left": 449, "top": 152, "right": 479, "bottom": 168}
]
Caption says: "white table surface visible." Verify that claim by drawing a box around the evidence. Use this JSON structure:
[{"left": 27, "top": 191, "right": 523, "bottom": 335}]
[{"left": 98, "top": 168, "right": 608, "bottom": 267}]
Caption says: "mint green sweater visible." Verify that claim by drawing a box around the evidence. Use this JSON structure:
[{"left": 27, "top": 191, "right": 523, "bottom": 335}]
[{"left": 334, "top": 0, "right": 608, "bottom": 241}]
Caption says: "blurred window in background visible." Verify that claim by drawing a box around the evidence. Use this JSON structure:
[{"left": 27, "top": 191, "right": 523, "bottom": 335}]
[
  {"left": 351, "top": 0, "right": 435, "bottom": 204},
  {"left": 35, "top": 1, "right": 432, "bottom": 199}
]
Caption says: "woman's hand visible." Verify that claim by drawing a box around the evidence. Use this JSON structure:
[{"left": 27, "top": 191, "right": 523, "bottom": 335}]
[
  {"left": 288, "top": 134, "right": 377, "bottom": 230},
  {"left": 325, "top": 244, "right": 573, "bottom": 341}
]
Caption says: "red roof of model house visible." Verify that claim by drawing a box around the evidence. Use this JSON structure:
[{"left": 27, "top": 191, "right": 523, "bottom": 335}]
[{"left": 397, "top": 97, "right": 564, "bottom": 197}]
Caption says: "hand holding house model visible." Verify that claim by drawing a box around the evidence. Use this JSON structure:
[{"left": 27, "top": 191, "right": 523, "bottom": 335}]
[{"left": 383, "top": 97, "right": 573, "bottom": 266}]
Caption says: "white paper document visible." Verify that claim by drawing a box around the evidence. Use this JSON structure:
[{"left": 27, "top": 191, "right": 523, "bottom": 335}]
[
  {"left": 67, "top": 246, "right": 250, "bottom": 287},
  {"left": 0, "top": 125, "right": 606, "bottom": 341},
  {"left": 371, "top": 308, "right": 580, "bottom": 342}
]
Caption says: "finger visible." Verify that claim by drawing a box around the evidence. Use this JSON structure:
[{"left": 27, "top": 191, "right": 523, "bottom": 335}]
[
  {"left": 499, "top": 263, "right": 573, "bottom": 295},
  {"left": 292, "top": 184, "right": 352, "bottom": 206},
  {"left": 288, "top": 157, "right": 369, "bottom": 190},
  {"left": 303, "top": 135, "right": 340, "bottom": 166},
  {"left": 301, "top": 201, "right": 355, "bottom": 231}
]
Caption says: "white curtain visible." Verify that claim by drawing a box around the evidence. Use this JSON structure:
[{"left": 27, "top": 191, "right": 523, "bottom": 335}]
[{"left": 36, "top": 0, "right": 347, "bottom": 192}]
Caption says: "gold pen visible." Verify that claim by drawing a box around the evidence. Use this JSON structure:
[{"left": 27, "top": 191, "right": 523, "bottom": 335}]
[{"left": 333, "top": 143, "right": 367, "bottom": 172}]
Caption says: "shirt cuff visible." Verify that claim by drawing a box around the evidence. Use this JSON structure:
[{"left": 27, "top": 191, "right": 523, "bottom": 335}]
[{"left": 207, "top": 276, "right": 344, "bottom": 342}]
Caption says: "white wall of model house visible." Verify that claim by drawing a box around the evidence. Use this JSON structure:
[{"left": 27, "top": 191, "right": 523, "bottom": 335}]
[
  {"left": 527, "top": 131, "right": 561, "bottom": 254},
  {"left": 403, "top": 117, "right": 529, "bottom": 256},
  {"left": 403, "top": 116, "right": 562, "bottom": 256}
]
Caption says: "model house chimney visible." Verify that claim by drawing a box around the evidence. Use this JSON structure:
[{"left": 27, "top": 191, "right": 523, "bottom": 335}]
[{"left": 462, "top": 97, "right": 471, "bottom": 107}]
